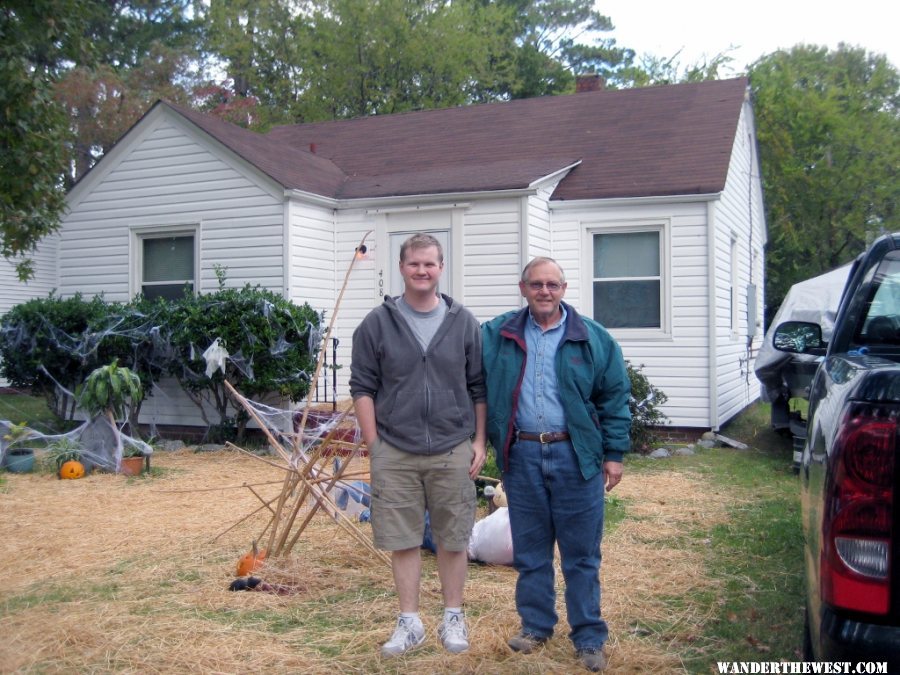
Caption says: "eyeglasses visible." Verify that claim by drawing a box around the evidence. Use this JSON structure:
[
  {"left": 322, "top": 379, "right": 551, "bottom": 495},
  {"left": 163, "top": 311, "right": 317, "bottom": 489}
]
[{"left": 525, "top": 281, "right": 563, "bottom": 292}]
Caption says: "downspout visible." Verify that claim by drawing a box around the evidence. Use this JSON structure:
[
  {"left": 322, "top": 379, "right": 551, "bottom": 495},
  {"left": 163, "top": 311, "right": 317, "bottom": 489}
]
[
  {"left": 519, "top": 195, "right": 530, "bottom": 308},
  {"left": 281, "top": 194, "right": 293, "bottom": 434},
  {"left": 707, "top": 200, "right": 719, "bottom": 431},
  {"left": 282, "top": 192, "right": 292, "bottom": 300}
]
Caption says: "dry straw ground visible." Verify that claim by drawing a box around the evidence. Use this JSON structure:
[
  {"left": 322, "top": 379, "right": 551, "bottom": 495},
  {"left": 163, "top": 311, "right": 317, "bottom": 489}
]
[{"left": 1, "top": 448, "right": 739, "bottom": 674}]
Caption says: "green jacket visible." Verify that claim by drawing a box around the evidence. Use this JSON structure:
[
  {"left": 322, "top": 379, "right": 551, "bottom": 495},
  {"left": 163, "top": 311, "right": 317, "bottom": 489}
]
[{"left": 482, "top": 302, "right": 631, "bottom": 480}]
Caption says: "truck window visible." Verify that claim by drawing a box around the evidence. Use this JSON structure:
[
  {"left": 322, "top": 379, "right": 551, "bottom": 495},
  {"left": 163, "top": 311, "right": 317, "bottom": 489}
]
[{"left": 856, "top": 250, "right": 900, "bottom": 350}]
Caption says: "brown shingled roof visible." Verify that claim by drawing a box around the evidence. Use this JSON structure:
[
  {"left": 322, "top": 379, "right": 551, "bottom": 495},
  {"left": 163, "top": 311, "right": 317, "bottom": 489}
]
[{"left": 167, "top": 77, "right": 748, "bottom": 202}]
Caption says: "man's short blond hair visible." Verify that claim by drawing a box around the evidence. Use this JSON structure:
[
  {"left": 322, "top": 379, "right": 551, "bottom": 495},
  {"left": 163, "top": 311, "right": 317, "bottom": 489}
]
[{"left": 400, "top": 233, "right": 444, "bottom": 263}]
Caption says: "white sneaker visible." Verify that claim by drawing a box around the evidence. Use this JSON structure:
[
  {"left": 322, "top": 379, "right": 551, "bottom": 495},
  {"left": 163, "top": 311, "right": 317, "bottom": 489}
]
[
  {"left": 381, "top": 616, "right": 426, "bottom": 657},
  {"left": 438, "top": 613, "right": 469, "bottom": 654}
]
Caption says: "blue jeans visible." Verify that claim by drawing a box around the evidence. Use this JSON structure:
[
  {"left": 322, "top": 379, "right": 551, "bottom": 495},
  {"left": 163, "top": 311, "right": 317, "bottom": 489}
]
[{"left": 502, "top": 437, "right": 608, "bottom": 651}]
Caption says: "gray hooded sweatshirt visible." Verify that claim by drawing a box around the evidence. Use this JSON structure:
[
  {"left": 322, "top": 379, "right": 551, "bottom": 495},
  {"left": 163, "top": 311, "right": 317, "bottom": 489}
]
[{"left": 349, "top": 294, "right": 485, "bottom": 455}]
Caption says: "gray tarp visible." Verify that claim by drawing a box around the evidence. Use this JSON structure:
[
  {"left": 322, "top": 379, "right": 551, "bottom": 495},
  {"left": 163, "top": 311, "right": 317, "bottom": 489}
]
[{"left": 755, "top": 264, "right": 852, "bottom": 401}]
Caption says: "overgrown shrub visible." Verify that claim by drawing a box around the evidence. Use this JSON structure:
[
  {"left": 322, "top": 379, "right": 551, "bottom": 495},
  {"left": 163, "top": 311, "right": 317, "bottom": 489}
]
[
  {"left": 627, "top": 362, "right": 669, "bottom": 452},
  {"left": 0, "top": 286, "right": 321, "bottom": 441},
  {"left": 0, "top": 293, "right": 111, "bottom": 417},
  {"left": 162, "top": 284, "right": 321, "bottom": 439}
]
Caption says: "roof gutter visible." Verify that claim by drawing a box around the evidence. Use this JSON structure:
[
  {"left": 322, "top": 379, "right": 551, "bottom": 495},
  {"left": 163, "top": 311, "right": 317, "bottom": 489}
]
[
  {"left": 550, "top": 192, "right": 721, "bottom": 211},
  {"left": 285, "top": 186, "right": 541, "bottom": 209}
]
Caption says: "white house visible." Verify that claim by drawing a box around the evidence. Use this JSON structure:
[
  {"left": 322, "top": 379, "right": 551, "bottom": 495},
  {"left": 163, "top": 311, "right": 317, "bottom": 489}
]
[
  {"left": 0, "top": 238, "right": 59, "bottom": 388},
  {"left": 44, "top": 76, "right": 765, "bottom": 431}
]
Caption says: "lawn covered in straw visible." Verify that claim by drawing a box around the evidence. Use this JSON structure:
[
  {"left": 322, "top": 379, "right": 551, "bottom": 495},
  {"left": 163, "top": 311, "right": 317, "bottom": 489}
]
[{"left": 1, "top": 447, "right": 742, "bottom": 674}]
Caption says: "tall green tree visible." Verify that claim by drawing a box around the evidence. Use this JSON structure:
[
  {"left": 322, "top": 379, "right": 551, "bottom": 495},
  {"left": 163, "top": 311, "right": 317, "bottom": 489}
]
[
  {"left": 2, "top": 1, "right": 202, "bottom": 278},
  {"left": 0, "top": 1, "right": 92, "bottom": 279},
  {"left": 200, "top": 0, "right": 639, "bottom": 121},
  {"left": 202, "top": 0, "right": 518, "bottom": 121},
  {"left": 202, "top": 0, "right": 305, "bottom": 119},
  {"left": 749, "top": 45, "right": 900, "bottom": 316},
  {"left": 54, "top": 0, "right": 204, "bottom": 181},
  {"left": 495, "top": 0, "right": 633, "bottom": 97},
  {"left": 297, "top": 0, "right": 514, "bottom": 119}
]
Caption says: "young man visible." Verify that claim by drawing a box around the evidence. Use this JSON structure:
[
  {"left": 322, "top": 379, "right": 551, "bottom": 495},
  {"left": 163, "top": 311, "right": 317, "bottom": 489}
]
[
  {"left": 349, "top": 233, "right": 487, "bottom": 657},
  {"left": 482, "top": 257, "right": 631, "bottom": 672}
]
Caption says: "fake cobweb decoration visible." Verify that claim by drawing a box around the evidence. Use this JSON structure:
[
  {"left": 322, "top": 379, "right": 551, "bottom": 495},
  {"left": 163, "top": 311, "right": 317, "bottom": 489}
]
[
  {"left": 0, "top": 414, "right": 153, "bottom": 475},
  {"left": 216, "top": 382, "right": 387, "bottom": 565},
  {"left": 209, "top": 232, "right": 388, "bottom": 565}
]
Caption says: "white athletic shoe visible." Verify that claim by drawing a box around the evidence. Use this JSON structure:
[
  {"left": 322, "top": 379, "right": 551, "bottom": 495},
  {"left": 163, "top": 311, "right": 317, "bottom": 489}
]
[
  {"left": 381, "top": 616, "right": 426, "bottom": 657},
  {"left": 438, "top": 613, "right": 469, "bottom": 654}
]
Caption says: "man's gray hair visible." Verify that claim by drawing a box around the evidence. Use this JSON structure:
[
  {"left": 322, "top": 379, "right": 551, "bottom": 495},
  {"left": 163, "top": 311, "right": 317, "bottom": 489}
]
[
  {"left": 521, "top": 257, "right": 566, "bottom": 283},
  {"left": 400, "top": 233, "right": 444, "bottom": 263}
]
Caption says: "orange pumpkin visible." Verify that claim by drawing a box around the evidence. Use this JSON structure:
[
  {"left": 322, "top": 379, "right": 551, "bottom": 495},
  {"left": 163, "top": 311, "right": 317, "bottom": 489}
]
[
  {"left": 59, "top": 460, "right": 86, "bottom": 479},
  {"left": 237, "top": 540, "right": 267, "bottom": 576}
]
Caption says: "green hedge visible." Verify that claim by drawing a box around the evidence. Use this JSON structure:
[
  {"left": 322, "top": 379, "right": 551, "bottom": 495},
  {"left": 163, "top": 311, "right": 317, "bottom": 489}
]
[{"left": 0, "top": 286, "right": 321, "bottom": 440}]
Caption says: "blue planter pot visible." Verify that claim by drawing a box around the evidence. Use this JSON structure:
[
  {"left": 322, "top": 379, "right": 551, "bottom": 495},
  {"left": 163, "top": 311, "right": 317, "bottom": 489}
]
[{"left": 4, "top": 448, "right": 36, "bottom": 473}]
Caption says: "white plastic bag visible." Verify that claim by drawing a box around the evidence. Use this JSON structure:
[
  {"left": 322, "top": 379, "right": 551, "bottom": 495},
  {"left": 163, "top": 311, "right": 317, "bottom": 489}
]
[
  {"left": 467, "top": 507, "right": 514, "bottom": 565},
  {"left": 203, "top": 338, "right": 229, "bottom": 378}
]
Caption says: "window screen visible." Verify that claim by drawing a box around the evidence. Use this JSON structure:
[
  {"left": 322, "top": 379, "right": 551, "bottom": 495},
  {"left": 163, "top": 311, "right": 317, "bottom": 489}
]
[
  {"left": 593, "top": 231, "right": 661, "bottom": 329},
  {"left": 142, "top": 235, "right": 194, "bottom": 300}
]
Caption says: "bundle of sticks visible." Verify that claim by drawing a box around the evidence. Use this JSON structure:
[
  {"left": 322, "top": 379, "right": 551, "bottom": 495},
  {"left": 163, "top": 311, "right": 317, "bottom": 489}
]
[{"left": 217, "top": 231, "right": 390, "bottom": 567}]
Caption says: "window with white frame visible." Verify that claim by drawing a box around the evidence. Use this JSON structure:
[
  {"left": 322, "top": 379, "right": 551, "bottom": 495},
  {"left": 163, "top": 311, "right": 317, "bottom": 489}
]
[
  {"left": 591, "top": 228, "right": 664, "bottom": 330},
  {"left": 138, "top": 232, "right": 196, "bottom": 300}
]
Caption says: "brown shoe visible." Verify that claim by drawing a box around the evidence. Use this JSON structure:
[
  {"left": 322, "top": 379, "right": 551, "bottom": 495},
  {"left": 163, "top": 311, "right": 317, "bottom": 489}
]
[
  {"left": 507, "top": 631, "right": 548, "bottom": 654},
  {"left": 576, "top": 647, "right": 608, "bottom": 672}
]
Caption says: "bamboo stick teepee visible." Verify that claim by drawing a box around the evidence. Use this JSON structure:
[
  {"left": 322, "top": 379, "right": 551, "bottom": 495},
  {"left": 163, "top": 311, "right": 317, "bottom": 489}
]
[{"left": 222, "top": 231, "right": 390, "bottom": 567}]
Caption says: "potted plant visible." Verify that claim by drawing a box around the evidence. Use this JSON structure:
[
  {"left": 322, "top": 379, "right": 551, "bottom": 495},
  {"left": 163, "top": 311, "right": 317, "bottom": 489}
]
[
  {"left": 44, "top": 437, "right": 87, "bottom": 479},
  {"left": 1, "top": 421, "right": 37, "bottom": 473},
  {"left": 120, "top": 444, "right": 146, "bottom": 476},
  {"left": 78, "top": 360, "right": 144, "bottom": 475}
]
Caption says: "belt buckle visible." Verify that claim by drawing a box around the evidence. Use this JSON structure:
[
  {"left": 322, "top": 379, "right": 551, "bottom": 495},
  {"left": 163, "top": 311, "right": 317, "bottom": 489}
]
[{"left": 539, "top": 432, "right": 551, "bottom": 444}]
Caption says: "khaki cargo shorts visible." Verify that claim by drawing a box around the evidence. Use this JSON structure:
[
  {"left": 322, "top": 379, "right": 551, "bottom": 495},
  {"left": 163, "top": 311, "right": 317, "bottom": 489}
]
[{"left": 369, "top": 437, "right": 476, "bottom": 552}]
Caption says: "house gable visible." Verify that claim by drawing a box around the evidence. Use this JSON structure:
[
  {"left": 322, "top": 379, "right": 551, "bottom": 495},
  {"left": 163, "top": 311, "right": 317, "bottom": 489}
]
[{"left": 60, "top": 105, "right": 288, "bottom": 302}]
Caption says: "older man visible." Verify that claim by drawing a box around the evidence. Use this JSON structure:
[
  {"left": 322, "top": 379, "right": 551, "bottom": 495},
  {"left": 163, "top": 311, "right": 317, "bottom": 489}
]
[
  {"left": 482, "top": 256, "right": 631, "bottom": 672},
  {"left": 350, "top": 233, "right": 487, "bottom": 657}
]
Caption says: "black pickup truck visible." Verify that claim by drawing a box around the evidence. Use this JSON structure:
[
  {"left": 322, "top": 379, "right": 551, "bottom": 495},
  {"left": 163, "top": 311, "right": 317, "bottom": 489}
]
[{"left": 773, "top": 233, "right": 900, "bottom": 666}]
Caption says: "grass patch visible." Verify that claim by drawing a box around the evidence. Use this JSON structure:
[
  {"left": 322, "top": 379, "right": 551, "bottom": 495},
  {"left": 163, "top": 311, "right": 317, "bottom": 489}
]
[
  {"left": 634, "top": 401, "right": 804, "bottom": 668},
  {"left": 0, "top": 392, "right": 69, "bottom": 434}
]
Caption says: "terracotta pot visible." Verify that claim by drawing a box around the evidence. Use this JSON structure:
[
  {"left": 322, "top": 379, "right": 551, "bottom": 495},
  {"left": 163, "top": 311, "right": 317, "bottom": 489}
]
[{"left": 119, "top": 455, "right": 144, "bottom": 476}]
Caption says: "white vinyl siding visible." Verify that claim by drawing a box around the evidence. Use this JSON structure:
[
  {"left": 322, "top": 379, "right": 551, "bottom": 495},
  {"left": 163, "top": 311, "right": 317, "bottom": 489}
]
[
  {"left": 462, "top": 197, "right": 525, "bottom": 320},
  {"left": 0, "top": 235, "right": 59, "bottom": 386},
  {"left": 713, "top": 102, "right": 766, "bottom": 427},
  {"left": 288, "top": 199, "right": 336, "bottom": 311},
  {"left": 527, "top": 186, "right": 554, "bottom": 260},
  {"left": 59, "top": 114, "right": 285, "bottom": 302},
  {"left": 554, "top": 202, "right": 712, "bottom": 429}
]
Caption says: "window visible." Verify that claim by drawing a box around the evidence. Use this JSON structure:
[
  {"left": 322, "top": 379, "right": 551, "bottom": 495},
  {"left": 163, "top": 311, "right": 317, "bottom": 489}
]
[
  {"left": 139, "top": 233, "right": 196, "bottom": 300},
  {"left": 592, "top": 230, "right": 663, "bottom": 329},
  {"left": 854, "top": 250, "right": 900, "bottom": 351}
]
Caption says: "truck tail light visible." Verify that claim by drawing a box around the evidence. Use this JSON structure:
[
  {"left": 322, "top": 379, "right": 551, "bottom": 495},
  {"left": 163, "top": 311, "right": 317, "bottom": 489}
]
[{"left": 822, "top": 403, "right": 895, "bottom": 614}]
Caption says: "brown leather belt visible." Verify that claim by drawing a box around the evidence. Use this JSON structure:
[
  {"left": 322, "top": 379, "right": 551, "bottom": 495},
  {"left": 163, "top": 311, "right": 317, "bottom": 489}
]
[{"left": 516, "top": 430, "right": 571, "bottom": 444}]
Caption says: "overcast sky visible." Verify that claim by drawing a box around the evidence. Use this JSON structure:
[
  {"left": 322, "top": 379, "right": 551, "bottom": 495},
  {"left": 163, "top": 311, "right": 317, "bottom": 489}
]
[{"left": 598, "top": 0, "right": 899, "bottom": 75}]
